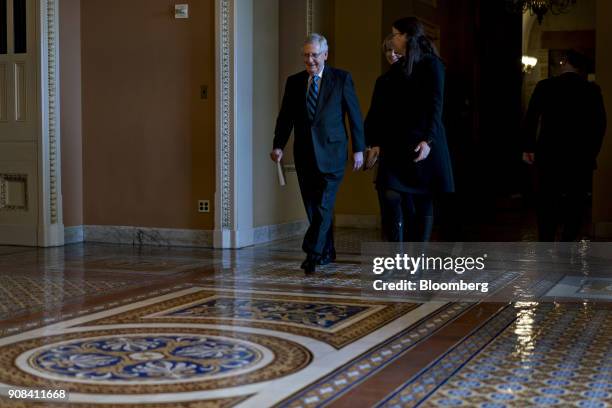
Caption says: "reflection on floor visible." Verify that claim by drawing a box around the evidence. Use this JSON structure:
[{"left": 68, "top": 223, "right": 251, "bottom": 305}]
[{"left": 0, "top": 229, "right": 610, "bottom": 408}]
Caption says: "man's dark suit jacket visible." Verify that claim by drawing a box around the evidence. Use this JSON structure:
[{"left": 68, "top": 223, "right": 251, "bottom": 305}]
[
  {"left": 524, "top": 72, "right": 606, "bottom": 190},
  {"left": 273, "top": 66, "right": 365, "bottom": 175}
]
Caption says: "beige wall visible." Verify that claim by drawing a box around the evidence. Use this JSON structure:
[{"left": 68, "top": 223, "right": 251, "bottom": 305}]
[
  {"left": 279, "top": 0, "right": 308, "bottom": 93},
  {"left": 60, "top": 0, "right": 83, "bottom": 227},
  {"left": 313, "top": 0, "right": 336, "bottom": 65},
  {"left": 593, "top": 0, "right": 612, "bottom": 235},
  {"left": 333, "top": 0, "right": 383, "bottom": 216},
  {"left": 278, "top": 0, "right": 307, "bottom": 167},
  {"left": 81, "top": 0, "right": 215, "bottom": 229}
]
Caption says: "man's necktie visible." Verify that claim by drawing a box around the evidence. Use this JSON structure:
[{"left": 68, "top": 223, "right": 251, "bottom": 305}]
[{"left": 307, "top": 76, "right": 319, "bottom": 121}]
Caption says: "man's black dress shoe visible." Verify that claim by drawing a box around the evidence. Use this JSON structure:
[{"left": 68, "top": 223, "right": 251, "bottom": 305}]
[{"left": 301, "top": 255, "right": 318, "bottom": 274}]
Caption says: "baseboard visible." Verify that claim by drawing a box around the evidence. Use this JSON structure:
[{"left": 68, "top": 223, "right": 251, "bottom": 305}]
[
  {"left": 213, "top": 220, "right": 308, "bottom": 248},
  {"left": 212, "top": 228, "right": 254, "bottom": 249},
  {"left": 84, "top": 225, "right": 214, "bottom": 248},
  {"left": 64, "top": 225, "right": 84, "bottom": 244},
  {"left": 63, "top": 221, "right": 308, "bottom": 248},
  {"left": 335, "top": 214, "right": 380, "bottom": 229},
  {"left": 253, "top": 219, "right": 308, "bottom": 245}
]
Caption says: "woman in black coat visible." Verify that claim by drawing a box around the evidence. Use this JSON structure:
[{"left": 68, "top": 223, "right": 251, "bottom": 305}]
[{"left": 366, "top": 17, "right": 454, "bottom": 242}]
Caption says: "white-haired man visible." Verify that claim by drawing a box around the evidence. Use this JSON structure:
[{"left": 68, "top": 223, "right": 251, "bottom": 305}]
[{"left": 271, "top": 33, "right": 365, "bottom": 273}]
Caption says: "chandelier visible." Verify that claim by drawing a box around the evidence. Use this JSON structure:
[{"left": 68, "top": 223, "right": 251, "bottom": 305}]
[
  {"left": 522, "top": 55, "right": 538, "bottom": 74},
  {"left": 506, "top": 0, "right": 577, "bottom": 24}
]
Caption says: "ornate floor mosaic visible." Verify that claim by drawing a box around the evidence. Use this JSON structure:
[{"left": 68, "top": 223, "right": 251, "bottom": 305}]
[
  {"left": 377, "top": 303, "right": 612, "bottom": 408},
  {"left": 257, "top": 229, "right": 382, "bottom": 255},
  {"left": 81, "top": 289, "right": 417, "bottom": 348},
  {"left": 0, "top": 286, "right": 450, "bottom": 407},
  {"left": 0, "top": 276, "right": 136, "bottom": 319},
  {"left": 1, "top": 228, "right": 610, "bottom": 408},
  {"left": 198, "top": 260, "right": 365, "bottom": 289}
]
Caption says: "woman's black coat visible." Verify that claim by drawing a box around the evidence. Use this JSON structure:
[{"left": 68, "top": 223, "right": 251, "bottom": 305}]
[{"left": 365, "top": 55, "right": 454, "bottom": 193}]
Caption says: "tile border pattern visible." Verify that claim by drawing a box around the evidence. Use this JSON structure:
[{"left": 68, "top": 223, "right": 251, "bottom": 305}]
[
  {"left": 280, "top": 303, "right": 473, "bottom": 407},
  {"left": 375, "top": 304, "right": 517, "bottom": 407},
  {"left": 417, "top": 303, "right": 612, "bottom": 408}
]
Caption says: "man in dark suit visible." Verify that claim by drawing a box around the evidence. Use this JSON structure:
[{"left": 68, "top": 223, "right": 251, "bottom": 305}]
[
  {"left": 271, "top": 33, "right": 365, "bottom": 273},
  {"left": 523, "top": 49, "right": 606, "bottom": 241}
]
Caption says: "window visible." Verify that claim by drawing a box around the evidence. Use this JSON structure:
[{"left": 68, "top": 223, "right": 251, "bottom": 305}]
[
  {"left": 0, "top": 0, "right": 7, "bottom": 54},
  {"left": 14, "top": 0, "right": 26, "bottom": 54}
]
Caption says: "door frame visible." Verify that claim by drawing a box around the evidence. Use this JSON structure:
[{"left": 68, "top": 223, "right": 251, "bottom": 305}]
[
  {"left": 0, "top": 0, "right": 62, "bottom": 246},
  {"left": 213, "top": 0, "right": 254, "bottom": 249}
]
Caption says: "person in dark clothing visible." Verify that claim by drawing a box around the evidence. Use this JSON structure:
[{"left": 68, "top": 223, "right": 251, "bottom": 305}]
[
  {"left": 366, "top": 17, "right": 454, "bottom": 242},
  {"left": 365, "top": 35, "right": 400, "bottom": 240},
  {"left": 365, "top": 34, "right": 400, "bottom": 169},
  {"left": 271, "top": 33, "right": 365, "bottom": 273},
  {"left": 523, "top": 50, "right": 607, "bottom": 241}
]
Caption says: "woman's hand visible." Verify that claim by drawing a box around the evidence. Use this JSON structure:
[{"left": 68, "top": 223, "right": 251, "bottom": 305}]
[
  {"left": 365, "top": 147, "right": 380, "bottom": 170},
  {"left": 414, "top": 141, "right": 431, "bottom": 162}
]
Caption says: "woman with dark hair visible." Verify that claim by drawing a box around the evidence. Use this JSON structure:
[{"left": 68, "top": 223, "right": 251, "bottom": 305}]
[{"left": 368, "top": 17, "right": 454, "bottom": 242}]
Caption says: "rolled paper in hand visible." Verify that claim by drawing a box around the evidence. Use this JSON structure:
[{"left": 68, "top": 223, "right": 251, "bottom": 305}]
[{"left": 277, "top": 161, "right": 286, "bottom": 186}]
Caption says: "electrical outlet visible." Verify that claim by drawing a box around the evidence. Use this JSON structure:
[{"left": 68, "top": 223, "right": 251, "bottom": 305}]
[
  {"left": 175, "top": 4, "right": 189, "bottom": 18},
  {"left": 198, "top": 200, "right": 210, "bottom": 213}
]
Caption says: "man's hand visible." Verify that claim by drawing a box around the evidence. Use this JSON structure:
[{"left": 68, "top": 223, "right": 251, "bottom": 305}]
[
  {"left": 522, "top": 152, "right": 535, "bottom": 165},
  {"left": 414, "top": 141, "right": 431, "bottom": 162},
  {"left": 353, "top": 151, "right": 364, "bottom": 171},
  {"left": 365, "top": 147, "right": 380, "bottom": 170},
  {"left": 270, "top": 148, "right": 283, "bottom": 163}
]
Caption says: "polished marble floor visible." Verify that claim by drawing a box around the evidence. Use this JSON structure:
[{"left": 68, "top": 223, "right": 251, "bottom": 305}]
[{"left": 0, "top": 228, "right": 610, "bottom": 407}]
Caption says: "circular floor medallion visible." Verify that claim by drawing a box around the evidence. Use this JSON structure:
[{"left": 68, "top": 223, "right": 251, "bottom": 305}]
[
  {"left": 19, "top": 334, "right": 269, "bottom": 384},
  {"left": 0, "top": 328, "right": 311, "bottom": 394}
]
